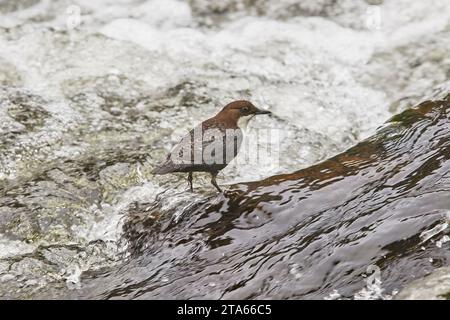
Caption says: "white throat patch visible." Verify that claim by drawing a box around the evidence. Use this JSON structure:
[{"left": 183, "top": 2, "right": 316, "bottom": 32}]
[{"left": 237, "top": 115, "right": 255, "bottom": 130}]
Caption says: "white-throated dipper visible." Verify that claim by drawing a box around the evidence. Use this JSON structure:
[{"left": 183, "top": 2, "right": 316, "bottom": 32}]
[{"left": 153, "top": 100, "right": 271, "bottom": 192}]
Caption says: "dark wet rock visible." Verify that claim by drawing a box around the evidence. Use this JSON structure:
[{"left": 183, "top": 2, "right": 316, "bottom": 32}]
[
  {"left": 96, "top": 94, "right": 450, "bottom": 299},
  {"left": 6, "top": 94, "right": 50, "bottom": 131},
  {"left": 0, "top": 87, "right": 49, "bottom": 132}
]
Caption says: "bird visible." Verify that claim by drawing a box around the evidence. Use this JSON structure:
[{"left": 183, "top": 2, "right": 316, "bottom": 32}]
[{"left": 152, "top": 100, "right": 271, "bottom": 192}]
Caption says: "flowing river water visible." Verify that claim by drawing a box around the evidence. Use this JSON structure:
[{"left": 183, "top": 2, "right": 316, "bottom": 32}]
[{"left": 0, "top": 0, "right": 450, "bottom": 299}]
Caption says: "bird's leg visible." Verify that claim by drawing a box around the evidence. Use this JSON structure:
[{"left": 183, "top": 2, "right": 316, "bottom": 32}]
[
  {"left": 187, "top": 172, "right": 193, "bottom": 192},
  {"left": 210, "top": 171, "right": 222, "bottom": 192}
]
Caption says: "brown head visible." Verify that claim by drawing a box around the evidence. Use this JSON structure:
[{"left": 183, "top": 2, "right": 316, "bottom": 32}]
[{"left": 214, "top": 100, "right": 271, "bottom": 128}]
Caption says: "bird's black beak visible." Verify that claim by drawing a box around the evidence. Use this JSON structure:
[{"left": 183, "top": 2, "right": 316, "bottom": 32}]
[{"left": 255, "top": 108, "right": 271, "bottom": 115}]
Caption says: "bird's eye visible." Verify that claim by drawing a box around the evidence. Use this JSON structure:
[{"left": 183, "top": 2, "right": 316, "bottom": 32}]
[{"left": 242, "top": 107, "right": 249, "bottom": 112}]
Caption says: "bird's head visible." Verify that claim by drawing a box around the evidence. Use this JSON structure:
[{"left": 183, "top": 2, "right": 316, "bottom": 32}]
[{"left": 217, "top": 100, "right": 271, "bottom": 128}]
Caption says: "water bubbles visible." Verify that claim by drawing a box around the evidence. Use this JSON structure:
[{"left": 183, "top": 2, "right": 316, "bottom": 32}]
[
  {"left": 354, "top": 265, "right": 389, "bottom": 300},
  {"left": 324, "top": 289, "right": 341, "bottom": 300},
  {"left": 65, "top": 264, "right": 82, "bottom": 289},
  {"left": 436, "top": 235, "right": 450, "bottom": 248}
]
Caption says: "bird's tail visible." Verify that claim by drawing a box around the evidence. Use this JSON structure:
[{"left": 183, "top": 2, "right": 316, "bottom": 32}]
[{"left": 152, "top": 160, "right": 175, "bottom": 175}]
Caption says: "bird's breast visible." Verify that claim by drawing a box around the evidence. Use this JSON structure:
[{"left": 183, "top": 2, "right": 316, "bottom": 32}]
[{"left": 237, "top": 115, "right": 255, "bottom": 130}]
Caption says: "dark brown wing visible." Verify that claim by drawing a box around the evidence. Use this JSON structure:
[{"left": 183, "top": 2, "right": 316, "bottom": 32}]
[{"left": 153, "top": 122, "right": 243, "bottom": 174}]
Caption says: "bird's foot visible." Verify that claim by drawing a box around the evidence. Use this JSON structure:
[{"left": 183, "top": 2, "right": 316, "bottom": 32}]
[{"left": 187, "top": 172, "right": 194, "bottom": 192}]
